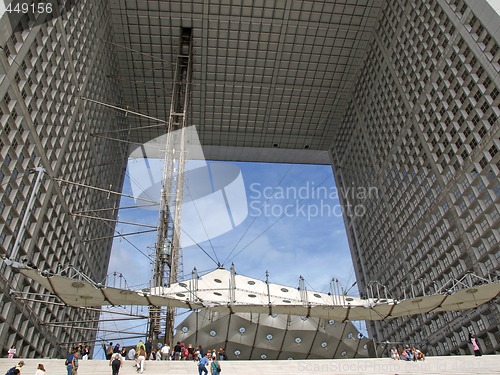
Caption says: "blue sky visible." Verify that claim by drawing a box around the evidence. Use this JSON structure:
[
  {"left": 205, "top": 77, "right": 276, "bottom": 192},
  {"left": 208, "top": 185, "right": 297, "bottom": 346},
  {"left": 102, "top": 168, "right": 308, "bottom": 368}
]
[
  {"left": 109, "top": 161, "right": 357, "bottom": 291},
  {"left": 96, "top": 160, "right": 362, "bottom": 357}
]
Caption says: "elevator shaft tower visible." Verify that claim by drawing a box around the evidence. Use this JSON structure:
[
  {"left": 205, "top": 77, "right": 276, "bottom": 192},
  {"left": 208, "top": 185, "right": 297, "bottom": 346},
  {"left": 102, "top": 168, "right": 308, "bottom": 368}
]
[{"left": 149, "top": 28, "right": 193, "bottom": 347}]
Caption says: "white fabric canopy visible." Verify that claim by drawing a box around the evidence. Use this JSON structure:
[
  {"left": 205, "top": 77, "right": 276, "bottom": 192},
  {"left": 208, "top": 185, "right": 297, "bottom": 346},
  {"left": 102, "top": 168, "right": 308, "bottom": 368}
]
[{"left": 13, "top": 265, "right": 500, "bottom": 321}]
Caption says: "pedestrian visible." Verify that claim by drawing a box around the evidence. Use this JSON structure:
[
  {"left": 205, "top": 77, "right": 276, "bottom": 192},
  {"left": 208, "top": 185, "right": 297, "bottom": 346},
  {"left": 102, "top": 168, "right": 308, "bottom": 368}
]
[
  {"left": 110, "top": 353, "right": 122, "bottom": 375},
  {"left": 120, "top": 347, "right": 127, "bottom": 361},
  {"left": 173, "top": 342, "right": 182, "bottom": 360},
  {"left": 469, "top": 333, "right": 482, "bottom": 356},
  {"left": 187, "top": 344, "right": 194, "bottom": 360},
  {"left": 403, "top": 345, "right": 414, "bottom": 361},
  {"left": 160, "top": 343, "right": 170, "bottom": 361},
  {"left": 71, "top": 351, "right": 80, "bottom": 375},
  {"left": 399, "top": 348, "right": 408, "bottom": 360},
  {"left": 210, "top": 356, "right": 221, "bottom": 375},
  {"left": 217, "top": 347, "right": 227, "bottom": 361},
  {"left": 5, "top": 361, "right": 24, "bottom": 375},
  {"left": 145, "top": 338, "right": 153, "bottom": 360},
  {"left": 127, "top": 347, "right": 136, "bottom": 361},
  {"left": 66, "top": 350, "right": 75, "bottom": 375},
  {"left": 390, "top": 346, "right": 399, "bottom": 360},
  {"left": 35, "top": 364, "right": 46, "bottom": 375},
  {"left": 81, "top": 345, "right": 90, "bottom": 360},
  {"left": 136, "top": 347, "right": 146, "bottom": 373},
  {"left": 198, "top": 353, "right": 209, "bottom": 375},
  {"left": 180, "top": 342, "right": 187, "bottom": 360},
  {"left": 413, "top": 347, "right": 425, "bottom": 361},
  {"left": 136, "top": 340, "right": 145, "bottom": 352},
  {"left": 8, "top": 346, "right": 16, "bottom": 359},
  {"left": 106, "top": 343, "right": 114, "bottom": 360}
]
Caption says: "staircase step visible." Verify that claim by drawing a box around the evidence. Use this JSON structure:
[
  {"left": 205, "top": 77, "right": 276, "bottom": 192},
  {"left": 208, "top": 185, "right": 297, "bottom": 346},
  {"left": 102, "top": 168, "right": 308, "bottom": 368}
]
[{"left": 1, "top": 356, "right": 499, "bottom": 375}]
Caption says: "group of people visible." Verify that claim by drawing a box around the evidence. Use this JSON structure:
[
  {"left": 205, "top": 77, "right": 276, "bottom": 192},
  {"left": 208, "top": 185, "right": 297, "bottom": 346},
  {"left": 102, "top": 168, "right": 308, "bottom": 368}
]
[
  {"left": 390, "top": 345, "right": 425, "bottom": 361},
  {"left": 172, "top": 342, "right": 227, "bottom": 362},
  {"left": 103, "top": 339, "right": 151, "bottom": 374},
  {"left": 100, "top": 339, "right": 227, "bottom": 375},
  {"left": 65, "top": 344, "right": 92, "bottom": 375},
  {"left": 197, "top": 352, "right": 221, "bottom": 375},
  {"left": 104, "top": 340, "right": 149, "bottom": 361},
  {"left": 67, "top": 344, "right": 91, "bottom": 361},
  {"left": 102, "top": 339, "right": 228, "bottom": 362},
  {"left": 104, "top": 342, "right": 129, "bottom": 361},
  {"left": 390, "top": 334, "right": 483, "bottom": 360},
  {"left": 5, "top": 362, "right": 46, "bottom": 375},
  {"left": 66, "top": 349, "right": 80, "bottom": 375}
]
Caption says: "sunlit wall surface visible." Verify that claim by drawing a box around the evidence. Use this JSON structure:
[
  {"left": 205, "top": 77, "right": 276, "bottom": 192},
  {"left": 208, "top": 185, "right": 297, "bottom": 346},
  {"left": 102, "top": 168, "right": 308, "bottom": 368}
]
[
  {"left": 331, "top": 0, "right": 499, "bottom": 356},
  {"left": 0, "top": 1, "right": 127, "bottom": 357}
]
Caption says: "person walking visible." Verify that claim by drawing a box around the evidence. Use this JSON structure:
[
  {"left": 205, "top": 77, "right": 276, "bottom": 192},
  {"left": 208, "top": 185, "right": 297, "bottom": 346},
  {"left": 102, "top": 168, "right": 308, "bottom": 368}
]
[
  {"left": 119, "top": 347, "right": 127, "bottom": 361},
  {"left": 210, "top": 357, "right": 221, "bottom": 375},
  {"left": 198, "top": 354, "right": 209, "bottom": 375},
  {"left": 217, "top": 347, "right": 227, "bottom": 361},
  {"left": 7, "top": 346, "right": 16, "bottom": 359},
  {"left": 160, "top": 343, "right": 170, "bottom": 361},
  {"left": 110, "top": 353, "right": 123, "bottom": 375},
  {"left": 173, "top": 342, "right": 182, "bottom": 360},
  {"left": 71, "top": 351, "right": 80, "bottom": 375},
  {"left": 469, "top": 333, "right": 482, "bottom": 356},
  {"left": 136, "top": 340, "right": 145, "bottom": 352},
  {"left": 81, "top": 345, "right": 90, "bottom": 360},
  {"left": 5, "top": 361, "right": 24, "bottom": 375},
  {"left": 137, "top": 347, "right": 146, "bottom": 373},
  {"left": 145, "top": 339, "right": 153, "bottom": 360},
  {"left": 106, "top": 343, "right": 114, "bottom": 360},
  {"left": 66, "top": 350, "right": 75, "bottom": 375},
  {"left": 6, "top": 369, "right": 20, "bottom": 375}
]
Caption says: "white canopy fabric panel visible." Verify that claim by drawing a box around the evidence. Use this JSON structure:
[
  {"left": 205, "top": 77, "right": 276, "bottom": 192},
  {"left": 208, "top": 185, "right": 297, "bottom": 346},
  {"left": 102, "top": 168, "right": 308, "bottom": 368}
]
[{"left": 11, "top": 264, "right": 499, "bottom": 322}]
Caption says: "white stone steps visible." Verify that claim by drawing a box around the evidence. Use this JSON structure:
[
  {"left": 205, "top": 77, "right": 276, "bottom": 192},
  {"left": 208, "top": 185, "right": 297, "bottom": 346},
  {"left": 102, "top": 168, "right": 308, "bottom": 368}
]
[{"left": 1, "top": 356, "right": 499, "bottom": 375}]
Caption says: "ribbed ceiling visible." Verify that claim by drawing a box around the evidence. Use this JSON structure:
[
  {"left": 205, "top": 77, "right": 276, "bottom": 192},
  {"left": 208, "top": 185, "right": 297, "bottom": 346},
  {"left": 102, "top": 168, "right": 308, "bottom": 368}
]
[{"left": 108, "top": 0, "right": 384, "bottom": 159}]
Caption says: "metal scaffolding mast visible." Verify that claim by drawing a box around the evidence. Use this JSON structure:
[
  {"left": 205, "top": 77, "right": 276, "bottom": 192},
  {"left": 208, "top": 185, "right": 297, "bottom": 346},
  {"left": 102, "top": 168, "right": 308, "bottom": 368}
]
[{"left": 149, "top": 28, "right": 193, "bottom": 347}]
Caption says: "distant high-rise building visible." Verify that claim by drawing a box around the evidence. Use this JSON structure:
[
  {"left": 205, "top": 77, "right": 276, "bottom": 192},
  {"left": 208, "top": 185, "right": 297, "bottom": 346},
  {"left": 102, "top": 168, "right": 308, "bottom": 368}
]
[{"left": 0, "top": 0, "right": 498, "bottom": 358}]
